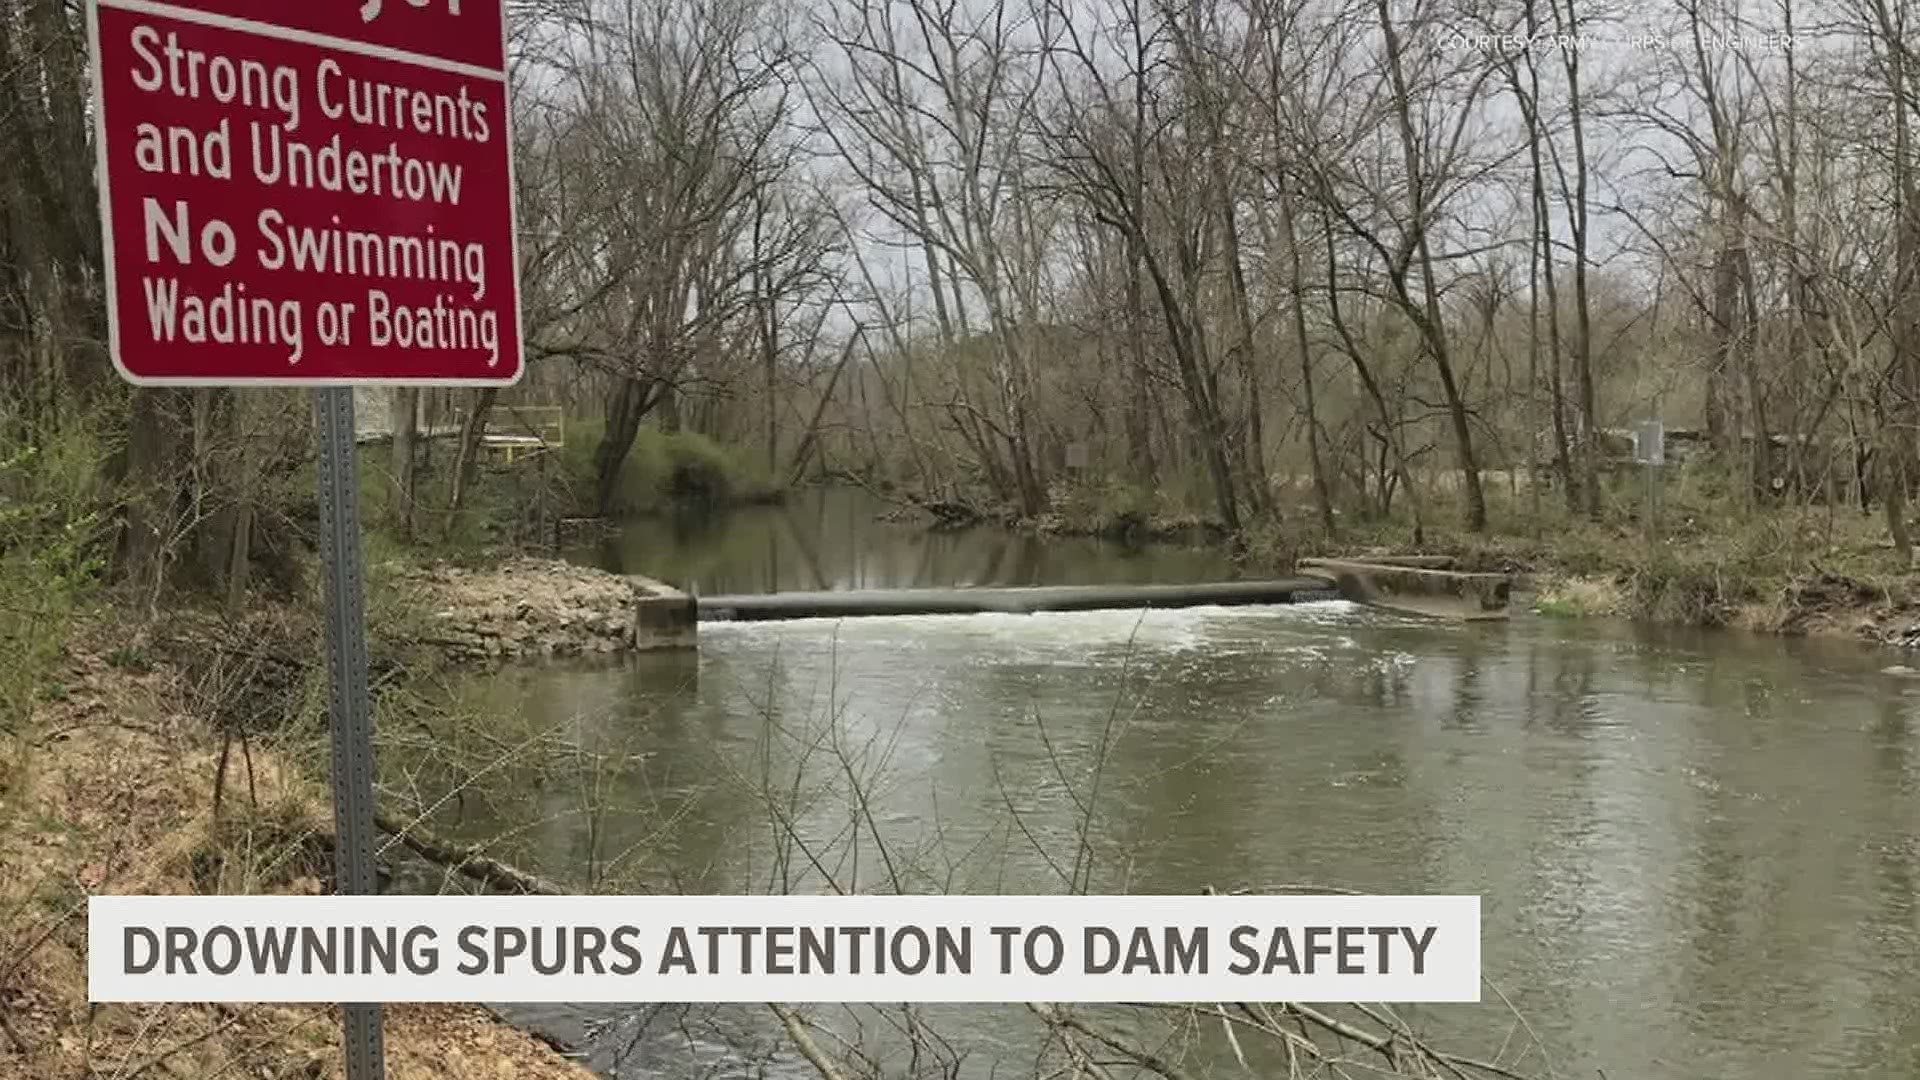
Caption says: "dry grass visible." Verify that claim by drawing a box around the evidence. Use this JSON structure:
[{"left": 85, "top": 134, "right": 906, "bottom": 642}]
[
  {"left": 0, "top": 620, "right": 592, "bottom": 1080},
  {"left": 1532, "top": 575, "right": 1626, "bottom": 618},
  {"left": 1303, "top": 462, "right": 1920, "bottom": 636}
]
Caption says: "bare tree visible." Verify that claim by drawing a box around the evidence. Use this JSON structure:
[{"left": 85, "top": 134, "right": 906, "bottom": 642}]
[
  {"left": 810, "top": 0, "right": 1059, "bottom": 515},
  {"left": 1036, "top": 0, "right": 1250, "bottom": 532}
]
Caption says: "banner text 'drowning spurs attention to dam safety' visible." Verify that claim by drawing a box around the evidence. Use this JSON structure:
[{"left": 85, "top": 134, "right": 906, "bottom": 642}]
[
  {"left": 89, "top": 895, "right": 1482, "bottom": 1003},
  {"left": 86, "top": 0, "right": 523, "bottom": 385}
]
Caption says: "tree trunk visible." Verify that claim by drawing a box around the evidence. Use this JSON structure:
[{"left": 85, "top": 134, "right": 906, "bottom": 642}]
[
  {"left": 448, "top": 387, "right": 499, "bottom": 521},
  {"left": 1374, "top": 0, "right": 1486, "bottom": 531},
  {"left": 1125, "top": 243, "right": 1157, "bottom": 486},
  {"left": 764, "top": 307, "right": 779, "bottom": 474},
  {"left": 1280, "top": 182, "right": 1335, "bottom": 535},
  {"left": 389, "top": 388, "right": 419, "bottom": 540},
  {"left": 1223, "top": 207, "right": 1272, "bottom": 522},
  {"left": 1137, "top": 245, "right": 1242, "bottom": 534},
  {"left": 117, "top": 389, "right": 173, "bottom": 599},
  {"left": 1888, "top": 14, "right": 1919, "bottom": 564},
  {"left": 594, "top": 377, "right": 658, "bottom": 516},
  {"left": 1324, "top": 214, "right": 1424, "bottom": 542},
  {"left": 1526, "top": 153, "right": 1545, "bottom": 525},
  {"left": 224, "top": 506, "right": 252, "bottom": 612},
  {"left": 1557, "top": 0, "right": 1601, "bottom": 520}
]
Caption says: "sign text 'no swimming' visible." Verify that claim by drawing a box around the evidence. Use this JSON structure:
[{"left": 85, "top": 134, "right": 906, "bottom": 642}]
[{"left": 88, "top": 0, "right": 523, "bottom": 385}]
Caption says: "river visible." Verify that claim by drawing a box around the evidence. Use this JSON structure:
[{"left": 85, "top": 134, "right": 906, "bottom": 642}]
[{"left": 413, "top": 488, "right": 1920, "bottom": 1079}]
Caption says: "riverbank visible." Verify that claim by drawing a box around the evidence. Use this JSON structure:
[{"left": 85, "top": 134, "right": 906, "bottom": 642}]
[
  {"left": 422, "top": 476, "right": 1920, "bottom": 653},
  {"left": 1527, "top": 566, "right": 1920, "bottom": 648},
  {"left": 390, "top": 556, "right": 694, "bottom": 663},
  {"left": 872, "top": 483, "right": 1920, "bottom": 648},
  {"left": 1367, "top": 511, "right": 1920, "bottom": 649},
  {"left": 0, "top": 619, "right": 595, "bottom": 1080}
]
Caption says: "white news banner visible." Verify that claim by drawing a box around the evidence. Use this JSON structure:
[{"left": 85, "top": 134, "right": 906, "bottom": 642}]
[{"left": 89, "top": 894, "right": 1481, "bottom": 1003}]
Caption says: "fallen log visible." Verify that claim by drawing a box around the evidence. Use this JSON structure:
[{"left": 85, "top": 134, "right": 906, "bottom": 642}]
[{"left": 372, "top": 810, "right": 570, "bottom": 896}]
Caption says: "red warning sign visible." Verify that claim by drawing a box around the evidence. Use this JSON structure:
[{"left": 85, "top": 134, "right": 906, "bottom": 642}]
[{"left": 87, "top": 0, "right": 524, "bottom": 385}]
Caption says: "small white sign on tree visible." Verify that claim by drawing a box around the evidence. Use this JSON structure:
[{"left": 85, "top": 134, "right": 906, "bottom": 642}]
[{"left": 1633, "top": 420, "right": 1665, "bottom": 467}]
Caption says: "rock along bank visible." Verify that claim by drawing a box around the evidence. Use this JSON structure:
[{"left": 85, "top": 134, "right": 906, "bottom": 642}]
[{"left": 399, "top": 557, "right": 696, "bottom": 663}]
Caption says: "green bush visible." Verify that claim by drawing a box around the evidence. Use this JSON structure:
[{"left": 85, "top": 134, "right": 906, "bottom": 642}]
[
  {"left": 1046, "top": 476, "right": 1161, "bottom": 535},
  {"left": 1533, "top": 597, "right": 1585, "bottom": 619},
  {"left": 660, "top": 431, "right": 738, "bottom": 505},
  {"left": 561, "top": 423, "right": 778, "bottom": 517},
  {"left": 0, "top": 412, "right": 113, "bottom": 787},
  {"left": 1627, "top": 559, "right": 1744, "bottom": 626}
]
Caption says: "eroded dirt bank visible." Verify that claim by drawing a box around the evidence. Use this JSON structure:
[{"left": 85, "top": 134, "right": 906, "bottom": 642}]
[
  {"left": 0, "top": 624, "right": 596, "bottom": 1080},
  {"left": 1526, "top": 568, "right": 1920, "bottom": 649}
]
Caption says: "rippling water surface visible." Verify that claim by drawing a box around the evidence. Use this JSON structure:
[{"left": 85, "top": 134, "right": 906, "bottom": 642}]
[{"left": 401, "top": 490, "right": 1920, "bottom": 1079}]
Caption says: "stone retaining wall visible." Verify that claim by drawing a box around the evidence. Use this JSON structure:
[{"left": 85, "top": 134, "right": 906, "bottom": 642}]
[
  {"left": 629, "top": 574, "right": 699, "bottom": 651},
  {"left": 1298, "top": 557, "right": 1512, "bottom": 619},
  {"left": 403, "top": 558, "right": 696, "bottom": 662}
]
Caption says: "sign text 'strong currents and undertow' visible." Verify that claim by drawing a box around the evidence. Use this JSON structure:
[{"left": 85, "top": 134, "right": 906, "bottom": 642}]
[{"left": 88, "top": 0, "right": 523, "bottom": 385}]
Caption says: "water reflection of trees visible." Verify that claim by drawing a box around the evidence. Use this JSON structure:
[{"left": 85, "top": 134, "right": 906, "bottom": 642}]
[
  {"left": 1855, "top": 694, "right": 1920, "bottom": 1073},
  {"left": 1648, "top": 650, "right": 1920, "bottom": 1074},
  {"left": 576, "top": 488, "right": 1244, "bottom": 594}
]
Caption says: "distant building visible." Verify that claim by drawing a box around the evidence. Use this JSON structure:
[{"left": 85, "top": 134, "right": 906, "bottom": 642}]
[{"left": 352, "top": 388, "right": 409, "bottom": 443}]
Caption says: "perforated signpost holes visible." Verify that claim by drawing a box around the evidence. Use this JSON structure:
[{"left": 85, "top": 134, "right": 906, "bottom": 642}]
[{"left": 87, "top": 0, "right": 524, "bottom": 1072}]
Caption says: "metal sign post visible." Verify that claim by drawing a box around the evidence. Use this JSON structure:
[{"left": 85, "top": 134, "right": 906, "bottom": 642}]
[
  {"left": 313, "top": 389, "right": 384, "bottom": 1077},
  {"left": 88, "top": 0, "right": 522, "bottom": 1072},
  {"left": 1634, "top": 420, "right": 1665, "bottom": 559}
]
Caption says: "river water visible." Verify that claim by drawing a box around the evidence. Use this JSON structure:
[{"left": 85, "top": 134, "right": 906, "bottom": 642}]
[{"left": 419, "top": 489, "right": 1920, "bottom": 1079}]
